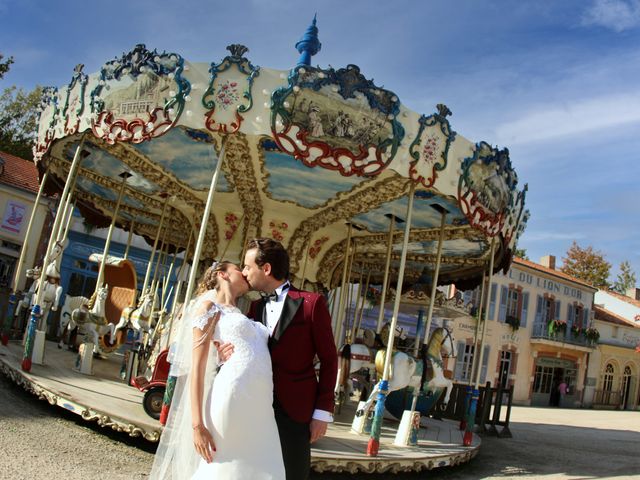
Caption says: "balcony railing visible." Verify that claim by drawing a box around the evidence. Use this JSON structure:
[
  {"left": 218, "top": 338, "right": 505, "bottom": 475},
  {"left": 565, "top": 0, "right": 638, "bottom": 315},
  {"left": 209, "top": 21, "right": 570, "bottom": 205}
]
[{"left": 531, "top": 323, "right": 596, "bottom": 348}]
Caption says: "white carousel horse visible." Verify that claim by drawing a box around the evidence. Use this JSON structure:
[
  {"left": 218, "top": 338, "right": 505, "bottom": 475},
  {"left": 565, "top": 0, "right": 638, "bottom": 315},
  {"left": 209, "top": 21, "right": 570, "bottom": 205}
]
[
  {"left": 356, "top": 326, "right": 456, "bottom": 417},
  {"left": 69, "top": 285, "right": 114, "bottom": 355},
  {"left": 113, "top": 290, "right": 156, "bottom": 337},
  {"left": 57, "top": 294, "right": 90, "bottom": 348}
]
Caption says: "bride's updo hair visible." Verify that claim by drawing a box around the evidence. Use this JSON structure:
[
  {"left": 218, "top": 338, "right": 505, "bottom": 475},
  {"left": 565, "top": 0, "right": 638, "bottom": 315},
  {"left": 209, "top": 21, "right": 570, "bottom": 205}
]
[{"left": 195, "top": 261, "right": 234, "bottom": 295}]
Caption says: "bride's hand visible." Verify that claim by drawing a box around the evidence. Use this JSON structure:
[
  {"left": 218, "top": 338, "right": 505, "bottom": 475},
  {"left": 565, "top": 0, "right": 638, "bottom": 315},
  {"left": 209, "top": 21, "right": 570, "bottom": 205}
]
[
  {"left": 193, "top": 424, "right": 216, "bottom": 463},
  {"left": 215, "top": 341, "right": 235, "bottom": 362}
]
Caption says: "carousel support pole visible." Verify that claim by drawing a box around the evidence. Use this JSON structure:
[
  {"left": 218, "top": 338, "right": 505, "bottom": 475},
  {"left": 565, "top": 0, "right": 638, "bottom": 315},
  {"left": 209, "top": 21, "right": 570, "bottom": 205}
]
[
  {"left": 59, "top": 201, "right": 76, "bottom": 245},
  {"left": 348, "top": 267, "right": 364, "bottom": 343},
  {"left": 464, "top": 239, "right": 496, "bottom": 446},
  {"left": 23, "top": 137, "right": 88, "bottom": 372},
  {"left": 354, "top": 269, "right": 372, "bottom": 337},
  {"left": 376, "top": 214, "right": 400, "bottom": 333},
  {"left": 96, "top": 172, "right": 131, "bottom": 290},
  {"left": 160, "top": 138, "right": 227, "bottom": 425},
  {"left": 408, "top": 205, "right": 447, "bottom": 415},
  {"left": 298, "top": 238, "right": 310, "bottom": 290},
  {"left": 368, "top": 183, "right": 416, "bottom": 456},
  {"left": 333, "top": 223, "right": 353, "bottom": 345},
  {"left": 2, "top": 170, "right": 49, "bottom": 345},
  {"left": 142, "top": 195, "right": 170, "bottom": 297},
  {"left": 343, "top": 241, "right": 357, "bottom": 344},
  {"left": 461, "top": 270, "right": 486, "bottom": 431},
  {"left": 123, "top": 221, "right": 135, "bottom": 260},
  {"left": 166, "top": 230, "right": 193, "bottom": 348},
  {"left": 56, "top": 167, "right": 79, "bottom": 244}
]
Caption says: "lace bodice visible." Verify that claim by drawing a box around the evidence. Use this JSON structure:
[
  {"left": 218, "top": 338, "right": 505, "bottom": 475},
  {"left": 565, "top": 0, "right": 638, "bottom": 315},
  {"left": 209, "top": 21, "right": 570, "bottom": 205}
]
[{"left": 192, "top": 302, "right": 271, "bottom": 379}]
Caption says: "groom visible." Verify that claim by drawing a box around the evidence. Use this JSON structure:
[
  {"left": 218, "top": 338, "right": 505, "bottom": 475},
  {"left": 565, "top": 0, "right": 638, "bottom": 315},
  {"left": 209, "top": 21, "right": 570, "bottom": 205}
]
[{"left": 222, "top": 237, "right": 337, "bottom": 479}]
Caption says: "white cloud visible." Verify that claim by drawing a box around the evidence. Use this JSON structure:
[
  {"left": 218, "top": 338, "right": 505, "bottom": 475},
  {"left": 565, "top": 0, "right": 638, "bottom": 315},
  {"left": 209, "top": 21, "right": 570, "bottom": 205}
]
[
  {"left": 493, "top": 90, "right": 640, "bottom": 146},
  {"left": 582, "top": 0, "right": 640, "bottom": 32}
]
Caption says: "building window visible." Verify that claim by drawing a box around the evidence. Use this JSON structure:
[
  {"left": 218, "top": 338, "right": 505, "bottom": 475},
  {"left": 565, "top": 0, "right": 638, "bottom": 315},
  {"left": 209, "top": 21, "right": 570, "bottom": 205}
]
[
  {"left": 506, "top": 289, "right": 519, "bottom": 317},
  {"left": 574, "top": 305, "right": 583, "bottom": 328},
  {"left": 460, "top": 344, "right": 475, "bottom": 382},
  {"left": 603, "top": 363, "right": 615, "bottom": 392},
  {"left": 533, "top": 365, "right": 555, "bottom": 394},
  {"left": 543, "top": 298, "right": 553, "bottom": 323},
  {"left": 498, "top": 350, "right": 512, "bottom": 389}
]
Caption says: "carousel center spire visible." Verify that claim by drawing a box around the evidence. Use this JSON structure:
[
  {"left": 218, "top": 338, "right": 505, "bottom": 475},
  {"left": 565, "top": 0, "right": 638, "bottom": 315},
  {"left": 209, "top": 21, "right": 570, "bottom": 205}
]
[{"left": 295, "top": 13, "right": 321, "bottom": 67}]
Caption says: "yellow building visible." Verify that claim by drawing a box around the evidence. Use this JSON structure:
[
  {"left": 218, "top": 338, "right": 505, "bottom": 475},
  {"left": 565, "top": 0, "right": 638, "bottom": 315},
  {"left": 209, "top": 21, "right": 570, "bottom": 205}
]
[
  {"left": 585, "top": 290, "right": 640, "bottom": 410},
  {"left": 0, "top": 151, "right": 51, "bottom": 290},
  {"left": 450, "top": 256, "right": 598, "bottom": 407}
]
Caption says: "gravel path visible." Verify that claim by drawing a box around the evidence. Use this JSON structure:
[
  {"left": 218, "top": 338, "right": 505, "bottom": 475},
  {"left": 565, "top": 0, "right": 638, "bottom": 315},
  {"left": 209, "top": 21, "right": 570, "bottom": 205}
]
[{"left": 1, "top": 372, "right": 639, "bottom": 479}]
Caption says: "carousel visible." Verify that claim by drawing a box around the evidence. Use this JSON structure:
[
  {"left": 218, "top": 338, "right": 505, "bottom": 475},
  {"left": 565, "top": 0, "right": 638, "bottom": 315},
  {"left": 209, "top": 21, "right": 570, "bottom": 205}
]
[{"left": 0, "top": 17, "right": 528, "bottom": 473}]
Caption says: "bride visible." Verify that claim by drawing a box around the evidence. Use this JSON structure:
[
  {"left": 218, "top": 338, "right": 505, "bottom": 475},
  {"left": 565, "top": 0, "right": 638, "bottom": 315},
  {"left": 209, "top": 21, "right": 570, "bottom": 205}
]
[{"left": 150, "top": 261, "right": 285, "bottom": 479}]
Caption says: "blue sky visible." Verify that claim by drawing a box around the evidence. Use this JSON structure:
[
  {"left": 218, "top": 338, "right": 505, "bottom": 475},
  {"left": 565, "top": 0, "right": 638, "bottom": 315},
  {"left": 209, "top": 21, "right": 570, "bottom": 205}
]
[{"left": 1, "top": 0, "right": 639, "bottom": 283}]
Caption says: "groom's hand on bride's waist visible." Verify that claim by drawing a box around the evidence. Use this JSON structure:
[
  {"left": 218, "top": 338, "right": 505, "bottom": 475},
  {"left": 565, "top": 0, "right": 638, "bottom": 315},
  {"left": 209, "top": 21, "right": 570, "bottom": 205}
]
[{"left": 216, "top": 341, "right": 235, "bottom": 364}]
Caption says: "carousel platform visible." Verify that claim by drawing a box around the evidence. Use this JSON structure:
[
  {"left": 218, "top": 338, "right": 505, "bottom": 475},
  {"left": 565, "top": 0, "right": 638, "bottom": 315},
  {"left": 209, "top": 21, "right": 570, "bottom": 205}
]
[{"left": 0, "top": 340, "right": 480, "bottom": 474}]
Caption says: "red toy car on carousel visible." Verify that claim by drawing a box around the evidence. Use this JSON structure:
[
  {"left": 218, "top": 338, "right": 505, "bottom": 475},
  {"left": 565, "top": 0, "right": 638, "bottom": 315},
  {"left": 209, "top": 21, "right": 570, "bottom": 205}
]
[{"left": 132, "top": 348, "right": 169, "bottom": 420}]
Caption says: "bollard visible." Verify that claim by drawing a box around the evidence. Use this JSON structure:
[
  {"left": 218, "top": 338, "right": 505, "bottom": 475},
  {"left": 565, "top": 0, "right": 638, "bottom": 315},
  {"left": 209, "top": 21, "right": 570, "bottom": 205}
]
[{"left": 460, "top": 385, "right": 472, "bottom": 430}]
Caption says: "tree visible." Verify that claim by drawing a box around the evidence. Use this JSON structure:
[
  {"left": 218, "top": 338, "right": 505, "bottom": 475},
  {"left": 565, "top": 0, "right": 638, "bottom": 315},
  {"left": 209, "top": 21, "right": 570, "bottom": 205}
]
[
  {"left": 0, "top": 53, "right": 14, "bottom": 80},
  {"left": 612, "top": 261, "right": 636, "bottom": 294},
  {"left": 0, "top": 85, "right": 43, "bottom": 159},
  {"left": 560, "top": 241, "right": 611, "bottom": 288},
  {"left": 513, "top": 247, "right": 529, "bottom": 260}
]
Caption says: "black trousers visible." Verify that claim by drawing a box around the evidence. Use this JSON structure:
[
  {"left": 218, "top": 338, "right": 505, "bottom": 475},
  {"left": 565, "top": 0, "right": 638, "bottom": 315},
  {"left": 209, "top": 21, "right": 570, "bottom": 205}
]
[{"left": 274, "top": 402, "right": 310, "bottom": 480}]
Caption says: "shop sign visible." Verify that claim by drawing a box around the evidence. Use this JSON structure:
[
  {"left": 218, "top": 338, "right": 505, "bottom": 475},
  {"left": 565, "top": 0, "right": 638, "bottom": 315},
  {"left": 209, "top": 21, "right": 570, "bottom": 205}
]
[{"left": 536, "top": 357, "right": 575, "bottom": 369}]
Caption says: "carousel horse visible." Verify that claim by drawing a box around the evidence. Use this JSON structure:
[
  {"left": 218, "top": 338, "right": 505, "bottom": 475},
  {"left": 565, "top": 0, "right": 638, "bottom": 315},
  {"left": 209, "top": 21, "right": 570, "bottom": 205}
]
[
  {"left": 356, "top": 326, "right": 456, "bottom": 417},
  {"left": 113, "top": 289, "right": 156, "bottom": 337},
  {"left": 69, "top": 285, "right": 114, "bottom": 355},
  {"left": 334, "top": 324, "right": 407, "bottom": 407},
  {"left": 57, "top": 294, "right": 90, "bottom": 348},
  {"left": 14, "top": 267, "right": 41, "bottom": 321}
]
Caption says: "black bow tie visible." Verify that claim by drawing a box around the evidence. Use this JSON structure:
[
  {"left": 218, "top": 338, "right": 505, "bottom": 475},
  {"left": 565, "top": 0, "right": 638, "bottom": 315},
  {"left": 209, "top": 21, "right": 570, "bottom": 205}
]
[
  {"left": 261, "top": 291, "right": 279, "bottom": 303},
  {"left": 261, "top": 283, "right": 290, "bottom": 303}
]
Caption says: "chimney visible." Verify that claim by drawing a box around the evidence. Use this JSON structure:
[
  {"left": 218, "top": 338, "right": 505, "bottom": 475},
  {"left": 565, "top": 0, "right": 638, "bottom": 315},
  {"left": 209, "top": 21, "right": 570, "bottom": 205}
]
[
  {"left": 539, "top": 255, "right": 556, "bottom": 270},
  {"left": 626, "top": 287, "right": 640, "bottom": 301}
]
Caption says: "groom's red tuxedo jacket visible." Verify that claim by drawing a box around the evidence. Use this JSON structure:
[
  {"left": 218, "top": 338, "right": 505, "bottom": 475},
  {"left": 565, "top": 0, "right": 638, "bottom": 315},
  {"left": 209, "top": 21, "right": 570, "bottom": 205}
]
[{"left": 248, "top": 286, "right": 338, "bottom": 424}]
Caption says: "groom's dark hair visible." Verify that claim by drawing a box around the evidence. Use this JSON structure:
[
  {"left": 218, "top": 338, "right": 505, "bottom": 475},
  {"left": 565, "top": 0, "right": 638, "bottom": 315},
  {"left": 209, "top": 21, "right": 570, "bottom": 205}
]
[{"left": 247, "top": 238, "right": 289, "bottom": 281}]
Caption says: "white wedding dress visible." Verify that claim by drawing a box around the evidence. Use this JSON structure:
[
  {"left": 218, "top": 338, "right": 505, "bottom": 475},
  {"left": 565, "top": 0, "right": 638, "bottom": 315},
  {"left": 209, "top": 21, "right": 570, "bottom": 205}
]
[{"left": 191, "top": 304, "right": 285, "bottom": 480}]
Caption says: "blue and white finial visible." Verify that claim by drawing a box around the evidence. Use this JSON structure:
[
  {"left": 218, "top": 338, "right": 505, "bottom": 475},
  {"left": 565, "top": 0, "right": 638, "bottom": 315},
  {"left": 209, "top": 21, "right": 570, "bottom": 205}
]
[{"left": 295, "top": 14, "right": 321, "bottom": 67}]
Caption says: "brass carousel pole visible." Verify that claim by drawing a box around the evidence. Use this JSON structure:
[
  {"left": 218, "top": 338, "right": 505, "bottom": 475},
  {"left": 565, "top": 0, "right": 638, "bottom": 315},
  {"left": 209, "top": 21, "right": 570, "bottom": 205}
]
[
  {"left": 165, "top": 230, "right": 194, "bottom": 347},
  {"left": 95, "top": 172, "right": 132, "bottom": 290},
  {"left": 333, "top": 223, "right": 353, "bottom": 345},
  {"left": 368, "top": 182, "right": 416, "bottom": 456},
  {"left": 59, "top": 201, "right": 76, "bottom": 244},
  {"left": 349, "top": 266, "right": 367, "bottom": 343},
  {"left": 354, "top": 269, "right": 372, "bottom": 337},
  {"left": 123, "top": 221, "right": 135, "bottom": 260},
  {"left": 141, "top": 195, "right": 170, "bottom": 297},
  {"left": 464, "top": 238, "right": 496, "bottom": 446},
  {"left": 160, "top": 138, "right": 227, "bottom": 425},
  {"left": 22, "top": 135, "right": 87, "bottom": 372},
  {"left": 408, "top": 205, "right": 447, "bottom": 415},
  {"left": 376, "top": 214, "right": 400, "bottom": 333}
]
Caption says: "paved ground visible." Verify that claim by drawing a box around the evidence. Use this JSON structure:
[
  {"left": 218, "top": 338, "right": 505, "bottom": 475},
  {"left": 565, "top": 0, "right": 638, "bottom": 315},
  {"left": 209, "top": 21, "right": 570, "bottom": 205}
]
[{"left": 1, "top": 372, "right": 639, "bottom": 479}]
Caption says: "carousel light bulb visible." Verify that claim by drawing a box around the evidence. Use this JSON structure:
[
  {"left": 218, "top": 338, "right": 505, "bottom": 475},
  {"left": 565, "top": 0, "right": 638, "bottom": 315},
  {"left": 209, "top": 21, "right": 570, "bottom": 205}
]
[
  {"left": 192, "top": 83, "right": 199, "bottom": 90},
  {"left": 284, "top": 101, "right": 290, "bottom": 108},
  {"left": 186, "top": 110, "right": 193, "bottom": 116},
  {"left": 293, "top": 86, "right": 300, "bottom": 93},
  {"left": 392, "top": 96, "right": 398, "bottom": 102},
  {"left": 262, "top": 89, "right": 270, "bottom": 95},
  {"left": 154, "top": 56, "right": 161, "bottom": 62},
  {"left": 99, "top": 80, "right": 105, "bottom": 86},
  {"left": 184, "top": 65, "right": 190, "bottom": 71},
  {"left": 279, "top": 73, "right": 287, "bottom": 79},
  {"left": 255, "top": 116, "right": 262, "bottom": 123},
  {"left": 332, "top": 86, "right": 339, "bottom": 92},
  {"left": 169, "top": 90, "right": 176, "bottom": 97},
  {"left": 318, "top": 72, "right": 325, "bottom": 79},
  {"left": 168, "top": 72, "right": 175, "bottom": 79},
  {"left": 185, "top": 95, "right": 192, "bottom": 102},
  {"left": 264, "top": 102, "right": 270, "bottom": 108},
  {"left": 299, "top": 68, "right": 306, "bottom": 74},
  {"left": 387, "top": 114, "right": 394, "bottom": 120}
]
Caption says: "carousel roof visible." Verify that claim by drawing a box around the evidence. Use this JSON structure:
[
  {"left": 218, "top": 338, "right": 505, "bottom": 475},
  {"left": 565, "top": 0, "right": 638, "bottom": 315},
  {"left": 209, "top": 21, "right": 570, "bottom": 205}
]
[{"left": 32, "top": 19, "right": 528, "bottom": 290}]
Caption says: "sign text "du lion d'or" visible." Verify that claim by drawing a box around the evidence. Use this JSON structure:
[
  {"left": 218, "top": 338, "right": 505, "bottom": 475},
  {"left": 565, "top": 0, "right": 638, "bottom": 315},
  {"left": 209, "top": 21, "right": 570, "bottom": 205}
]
[{"left": 508, "top": 269, "right": 583, "bottom": 300}]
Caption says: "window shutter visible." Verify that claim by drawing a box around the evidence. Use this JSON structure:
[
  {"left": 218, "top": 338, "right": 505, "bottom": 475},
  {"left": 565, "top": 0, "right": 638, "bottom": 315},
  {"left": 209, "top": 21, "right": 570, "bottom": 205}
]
[
  {"left": 535, "top": 295, "right": 543, "bottom": 327},
  {"left": 520, "top": 291, "right": 529, "bottom": 328},
  {"left": 454, "top": 341, "right": 466, "bottom": 381},
  {"left": 554, "top": 300, "right": 561, "bottom": 320},
  {"left": 489, "top": 283, "right": 497, "bottom": 320},
  {"left": 583, "top": 308, "right": 590, "bottom": 328},
  {"left": 498, "top": 286, "right": 508, "bottom": 323},
  {"left": 480, "top": 345, "right": 491, "bottom": 384}
]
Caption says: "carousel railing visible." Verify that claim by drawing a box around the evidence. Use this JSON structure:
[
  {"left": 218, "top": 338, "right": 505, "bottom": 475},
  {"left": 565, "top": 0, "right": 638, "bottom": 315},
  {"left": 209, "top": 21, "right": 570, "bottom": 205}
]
[{"left": 431, "top": 381, "right": 514, "bottom": 438}]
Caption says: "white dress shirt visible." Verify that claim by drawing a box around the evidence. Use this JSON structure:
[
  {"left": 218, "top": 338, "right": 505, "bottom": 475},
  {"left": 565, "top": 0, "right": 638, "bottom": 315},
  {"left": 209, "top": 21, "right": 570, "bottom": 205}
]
[{"left": 265, "top": 281, "right": 333, "bottom": 424}]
